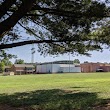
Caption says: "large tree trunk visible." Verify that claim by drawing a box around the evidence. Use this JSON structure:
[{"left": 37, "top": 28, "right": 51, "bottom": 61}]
[
  {"left": 0, "top": 0, "right": 36, "bottom": 38},
  {"left": 0, "top": 0, "right": 16, "bottom": 19}
]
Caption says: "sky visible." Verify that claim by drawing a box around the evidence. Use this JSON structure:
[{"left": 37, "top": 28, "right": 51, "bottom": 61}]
[{"left": 7, "top": 44, "right": 110, "bottom": 64}]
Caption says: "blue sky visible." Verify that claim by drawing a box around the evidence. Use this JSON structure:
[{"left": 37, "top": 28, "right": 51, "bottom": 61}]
[{"left": 7, "top": 44, "right": 110, "bottom": 64}]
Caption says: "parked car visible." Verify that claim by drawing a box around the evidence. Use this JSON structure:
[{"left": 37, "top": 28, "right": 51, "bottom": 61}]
[{"left": 96, "top": 69, "right": 104, "bottom": 72}]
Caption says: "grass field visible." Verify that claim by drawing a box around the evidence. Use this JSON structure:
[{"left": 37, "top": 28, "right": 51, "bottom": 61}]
[{"left": 0, "top": 73, "right": 110, "bottom": 110}]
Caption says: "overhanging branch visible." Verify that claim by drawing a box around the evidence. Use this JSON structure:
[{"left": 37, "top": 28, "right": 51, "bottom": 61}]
[
  {"left": 0, "top": 39, "right": 69, "bottom": 49},
  {"left": 31, "top": 5, "right": 110, "bottom": 18}
]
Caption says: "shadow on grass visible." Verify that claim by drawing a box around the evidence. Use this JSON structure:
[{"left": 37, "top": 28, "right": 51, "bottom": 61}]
[
  {"left": 71, "top": 86, "right": 89, "bottom": 89},
  {"left": 0, "top": 89, "right": 104, "bottom": 110}
]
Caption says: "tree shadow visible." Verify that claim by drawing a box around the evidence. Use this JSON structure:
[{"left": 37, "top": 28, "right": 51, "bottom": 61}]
[
  {"left": 0, "top": 89, "right": 106, "bottom": 110},
  {"left": 71, "top": 86, "right": 89, "bottom": 89}
]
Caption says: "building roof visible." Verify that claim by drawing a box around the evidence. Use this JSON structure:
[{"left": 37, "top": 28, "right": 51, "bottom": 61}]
[
  {"left": 37, "top": 60, "right": 74, "bottom": 65},
  {"left": 13, "top": 64, "right": 34, "bottom": 68},
  {"left": 81, "top": 62, "right": 110, "bottom": 66},
  {"left": 4, "top": 66, "right": 11, "bottom": 68},
  {"left": 59, "top": 64, "right": 75, "bottom": 67}
]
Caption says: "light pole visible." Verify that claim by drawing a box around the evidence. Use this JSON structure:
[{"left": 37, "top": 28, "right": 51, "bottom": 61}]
[
  {"left": 31, "top": 44, "right": 35, "bottom": 63},
  {"left": 69, "top": 52, "right": 70, "bottom": 73}
]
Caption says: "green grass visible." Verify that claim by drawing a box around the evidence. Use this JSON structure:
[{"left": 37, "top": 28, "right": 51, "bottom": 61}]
[{"left": 0, "top": 73, "right": 110, "bottom": 110}]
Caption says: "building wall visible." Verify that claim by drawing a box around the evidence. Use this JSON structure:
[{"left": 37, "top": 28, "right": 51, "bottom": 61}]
[
  {"left": 60, "top": 67, "right": 81, "bottom": 73},
  {"left": 101, "top": 66, "right": 110, "bottom": 72},
  {"left": 81, "top": 63, "right": 101, "bottom": 73},
  {"left": 52, "top": 64, "right": 61, "bottom": 73},
  {"left": 72, "top": 67, "right": 81, "bottom": 72},
  {"left": 44, "top": 64, "right": 52, "bottom": 73},
  {"left": 52, "top": 64, "right": 80, "bottom": 73},
  {"left": 81, "top": 63, "right": 110, "bottom": 73},
  {"left": 36, "top": 63, "right": 81, "bottom": 73},
  {"left": 11, "top": 65, "right": 35, "bottom": 74},
  {"left": 11, "top": 65, "right": 16, "bottom": 73},
  {"left": 11, "top": 65, "right": 25, "bottom": 74},
  {"left": 36, "top": 64, "right": 52, "bottom": 73},
  {"left": 36, "top": 65, "right": 41, "bottom": 73}
]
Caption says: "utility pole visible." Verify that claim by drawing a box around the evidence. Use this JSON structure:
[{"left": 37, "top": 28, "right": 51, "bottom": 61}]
[{"left": 69, "top": 52, "right": 70, "bottom": 73}]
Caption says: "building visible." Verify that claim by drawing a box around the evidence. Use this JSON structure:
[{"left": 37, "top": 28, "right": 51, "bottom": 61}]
[
  {"left": 81, "top": 62, "right": 110, "bottom": 73},
  {"left": 36, "top": 60, "right": 81, "bottom": 73},
  {"left": 3, "top": 66, "right": 13, "bottom": 76},
  {"left": 4, "top": 66, "right": 11, "bottom": 72},
  {"left": 11, "top": 64, "right": 35, "bottom": 75}
]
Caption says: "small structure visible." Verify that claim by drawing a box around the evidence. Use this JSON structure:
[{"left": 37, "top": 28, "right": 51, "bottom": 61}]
[
  {"left": 9, "top": 72, "right": 14, "bottom": 75},
  {"left": 11, "top": 64, "right": 35, "bottom": 75},
  {"left": 36, "top": 60, "right": 81, "bottom": 73}
]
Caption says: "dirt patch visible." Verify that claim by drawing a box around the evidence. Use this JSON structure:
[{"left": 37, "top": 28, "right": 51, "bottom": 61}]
[
  {"left": 92, "top": 106, "right": 110, "bottom": 110},
  {"left": 92, "top": 102, "right": 110, "bottom": 110},
  {"left": 0, "top": 104, "right": 14, "bottom": 110}
]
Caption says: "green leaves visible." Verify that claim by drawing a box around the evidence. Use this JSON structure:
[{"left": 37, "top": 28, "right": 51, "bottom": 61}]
[
  {"left": 15, "top": 59, "right": 25, "bottom": 64},
  {"left": 0, "top": 0, "right": 110, "bottom": 56}
]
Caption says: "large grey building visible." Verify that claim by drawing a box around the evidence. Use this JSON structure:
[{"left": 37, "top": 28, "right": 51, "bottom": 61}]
[{"left": 36, "top": 60, "right": 81, "bottom": 73}]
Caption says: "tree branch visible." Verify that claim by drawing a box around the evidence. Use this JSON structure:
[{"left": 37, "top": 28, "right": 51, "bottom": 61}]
[
  {"left": 31, "top": 5, "right": 110, "bottom": 18},
  {"left": 0, "top": 39, "right": 71, "bottom": 49},
  {"left": 31, "top": 6, "right": 77, "bottom": 17},
  {"left": 18, "top": 22, "right": 41, "bottom": 39}
]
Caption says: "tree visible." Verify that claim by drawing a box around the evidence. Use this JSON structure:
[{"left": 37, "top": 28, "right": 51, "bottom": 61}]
[
  {"left": 0, "top": 62, "right": 5, "bottom": 73},
  {"left": 73, "top": 59, "right": 80, "bottom": 64},
  {"left": 15, "top": 59, "right": 24, "bottom": 64},
  {"left": 0, "top": 49, "right": 17, "bottom": 63},
  {"left": 84, "top": 61, "right": 89, "bottom": 63},
  {"left": 1, "top": 58, "right": 12, "bottom": 66},
  {"left": 0, "top": 0, "right": 110, "bottom": 56}
]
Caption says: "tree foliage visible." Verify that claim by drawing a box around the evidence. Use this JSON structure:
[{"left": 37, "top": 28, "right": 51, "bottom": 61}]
[
  {"left": 0, "top": 0, "right": 110, "bottom": 56},
  {"left": 0, "top": 62, "right": 5, "bottom": 73},
  {"left": 15, "top": 59, "right": 24, "bottom": 64},
  {"left": 0, "top": 49, "right": 17, "bottom": 62},
  {"left": 1, "top": 58, "right": 12, "bottom": 66},
  {"left": 73, "top": 59, "right": 80, "bottom": 64}
]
